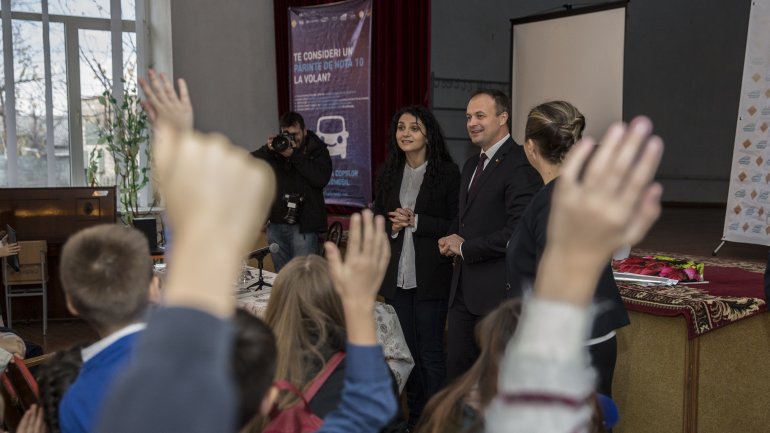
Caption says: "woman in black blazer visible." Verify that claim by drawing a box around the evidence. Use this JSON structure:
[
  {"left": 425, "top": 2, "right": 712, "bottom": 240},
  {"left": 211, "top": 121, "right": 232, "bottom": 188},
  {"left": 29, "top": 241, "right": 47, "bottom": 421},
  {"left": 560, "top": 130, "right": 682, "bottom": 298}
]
[
  {"left": 505, "top": 101, "right": 629, "bottom": 398},
  {"left": 374, "top": 105, "right": 460, "bottom": 429}
]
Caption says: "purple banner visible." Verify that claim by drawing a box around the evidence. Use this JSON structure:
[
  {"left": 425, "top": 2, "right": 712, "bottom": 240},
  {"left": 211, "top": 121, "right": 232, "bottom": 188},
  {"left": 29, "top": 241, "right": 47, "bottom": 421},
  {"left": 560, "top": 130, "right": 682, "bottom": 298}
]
[{"left": 289, "top": 0, "right": 372, "bottom": 208}]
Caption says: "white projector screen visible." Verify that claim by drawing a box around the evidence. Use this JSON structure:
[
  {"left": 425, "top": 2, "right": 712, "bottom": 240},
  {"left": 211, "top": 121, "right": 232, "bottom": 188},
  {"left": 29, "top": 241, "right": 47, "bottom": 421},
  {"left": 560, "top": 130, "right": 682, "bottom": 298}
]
[{"left": 510, "top": 6, "right": 626, "bottom": 145}]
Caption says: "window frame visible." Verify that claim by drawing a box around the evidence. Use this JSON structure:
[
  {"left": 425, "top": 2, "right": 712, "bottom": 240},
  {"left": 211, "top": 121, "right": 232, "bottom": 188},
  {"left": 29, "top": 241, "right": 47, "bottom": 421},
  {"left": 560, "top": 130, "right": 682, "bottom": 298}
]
[{"left": 0, "top": 0, "right": 140, "bottom": 191}]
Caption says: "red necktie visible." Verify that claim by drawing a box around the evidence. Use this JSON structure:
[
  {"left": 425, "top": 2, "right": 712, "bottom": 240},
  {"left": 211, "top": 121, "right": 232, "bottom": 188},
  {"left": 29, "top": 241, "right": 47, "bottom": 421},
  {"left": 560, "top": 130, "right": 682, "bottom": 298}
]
[{"left": 467, "top": 153, "right": 488, "bottom": 196}]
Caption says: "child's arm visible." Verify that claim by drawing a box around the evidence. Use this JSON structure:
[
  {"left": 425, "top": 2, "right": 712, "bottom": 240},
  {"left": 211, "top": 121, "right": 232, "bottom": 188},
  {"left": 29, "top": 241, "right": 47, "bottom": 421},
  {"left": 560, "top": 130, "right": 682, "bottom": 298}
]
[
  {"left": 318, "top": 210, "right": 398, "bottom": 433},
  {"left": 487, "top": 118, "right": 663, "bottom": 433}
]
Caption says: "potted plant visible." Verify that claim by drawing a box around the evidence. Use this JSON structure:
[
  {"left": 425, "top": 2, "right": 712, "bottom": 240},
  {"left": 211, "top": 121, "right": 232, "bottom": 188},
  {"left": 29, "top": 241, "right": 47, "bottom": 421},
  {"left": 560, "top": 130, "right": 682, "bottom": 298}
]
[{"left": 97, "top": 84, "right": 155, "bottom": 226}]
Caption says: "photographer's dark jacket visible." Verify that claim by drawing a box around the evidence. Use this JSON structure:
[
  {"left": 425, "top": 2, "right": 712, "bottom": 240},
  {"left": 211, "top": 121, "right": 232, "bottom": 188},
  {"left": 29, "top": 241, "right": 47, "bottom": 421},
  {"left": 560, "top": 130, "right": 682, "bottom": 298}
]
[{"left": 251, "top": 130, "right": 332, "bottom": 233}]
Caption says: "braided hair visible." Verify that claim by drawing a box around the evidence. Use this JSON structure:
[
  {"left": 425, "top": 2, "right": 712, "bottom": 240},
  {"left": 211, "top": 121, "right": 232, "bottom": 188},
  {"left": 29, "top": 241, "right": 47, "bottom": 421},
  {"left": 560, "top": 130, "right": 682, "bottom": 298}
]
[
  {"left": 524, "top": 101, "right": 585, "bottom": 164},
  {"left": 37, "top": 344, "right": 86, "bottom": 433}
]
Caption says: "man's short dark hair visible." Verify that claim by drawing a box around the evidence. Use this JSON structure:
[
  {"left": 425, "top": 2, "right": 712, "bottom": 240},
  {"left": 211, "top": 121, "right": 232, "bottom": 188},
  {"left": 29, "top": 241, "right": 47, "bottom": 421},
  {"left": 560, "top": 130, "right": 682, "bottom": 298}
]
[
  {"left": 232, "top": 309, "right": 277, "bottom": 428},
  {"left": 471, "top": 89, "right": 511, "bottom": 117},
  {"left": 60, "top": 224, "right": 152, "bottom": 333},
  {"left": 279, "top": 111, "right": 305, "bottom": 130}
]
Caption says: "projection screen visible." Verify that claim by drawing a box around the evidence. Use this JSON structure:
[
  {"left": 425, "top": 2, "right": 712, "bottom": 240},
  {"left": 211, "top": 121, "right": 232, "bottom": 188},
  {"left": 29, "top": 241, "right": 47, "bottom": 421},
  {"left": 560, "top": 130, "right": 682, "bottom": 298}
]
[{"left": 510, "top": 4, "right": 626, "bottom": 145}]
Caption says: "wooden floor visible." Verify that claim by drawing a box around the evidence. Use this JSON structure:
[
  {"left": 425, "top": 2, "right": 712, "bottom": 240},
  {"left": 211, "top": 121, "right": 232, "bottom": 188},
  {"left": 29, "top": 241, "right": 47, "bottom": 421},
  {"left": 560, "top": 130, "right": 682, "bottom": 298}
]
[
  {"left": 7, "top": 205, "right": 769, "bottom": 354},
  {"left": 635, "top": 205, "right": 768, "bottom": 263},
  {"left": 12, "top": 319, "right": 99, "bottom": 354}
]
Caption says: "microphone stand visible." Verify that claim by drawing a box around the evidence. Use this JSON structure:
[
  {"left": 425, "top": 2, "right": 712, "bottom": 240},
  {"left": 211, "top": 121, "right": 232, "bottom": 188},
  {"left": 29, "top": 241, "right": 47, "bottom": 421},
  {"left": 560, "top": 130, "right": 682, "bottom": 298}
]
[{"left": 246, "top": 254, "right": 272, "bottom": 291}]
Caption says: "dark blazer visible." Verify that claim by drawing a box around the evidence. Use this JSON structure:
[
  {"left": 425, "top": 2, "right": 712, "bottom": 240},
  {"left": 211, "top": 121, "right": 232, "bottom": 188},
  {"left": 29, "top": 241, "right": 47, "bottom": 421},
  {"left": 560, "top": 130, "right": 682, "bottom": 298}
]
[
  {"left": 448, "top": 137, "right": 542, "bottom": 315},
  {"left": 251, "top": 130, "right": 332, "bottom": 233},
  {"left": 506, "top": 180, "right": 630, "bottom": 337},
  {"left": 375, "top": 159, "right": 461, "bottom": 301}
]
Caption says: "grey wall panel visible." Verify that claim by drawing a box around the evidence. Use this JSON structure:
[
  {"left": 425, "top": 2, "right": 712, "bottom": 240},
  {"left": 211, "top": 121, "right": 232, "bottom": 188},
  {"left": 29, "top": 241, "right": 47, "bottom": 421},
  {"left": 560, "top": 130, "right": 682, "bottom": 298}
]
[
  {"left": 170, "top": 0, "right": 279, "bottom": 151},
  {"left": 432, "top": 0, "right": 752, "bottom": 203}
]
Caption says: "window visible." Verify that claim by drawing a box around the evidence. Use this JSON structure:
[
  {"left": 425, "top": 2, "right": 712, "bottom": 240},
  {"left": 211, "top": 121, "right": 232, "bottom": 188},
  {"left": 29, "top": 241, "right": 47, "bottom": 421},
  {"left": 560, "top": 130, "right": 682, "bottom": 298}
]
[{"left": 0, "top": 0, "right": 140, "bottom": 189}]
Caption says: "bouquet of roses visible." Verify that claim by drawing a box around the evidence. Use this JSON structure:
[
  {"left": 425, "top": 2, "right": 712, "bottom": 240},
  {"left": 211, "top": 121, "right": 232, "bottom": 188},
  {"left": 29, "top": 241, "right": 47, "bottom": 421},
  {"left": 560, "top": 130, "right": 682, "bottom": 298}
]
[{"left": 612, "top": 255, "right": 704, "bottom": 282}]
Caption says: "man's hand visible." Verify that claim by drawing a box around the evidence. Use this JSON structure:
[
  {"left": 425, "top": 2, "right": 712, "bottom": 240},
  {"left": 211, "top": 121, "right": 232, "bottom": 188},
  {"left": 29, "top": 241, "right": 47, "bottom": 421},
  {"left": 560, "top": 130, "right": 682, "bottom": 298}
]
[
  {"left": 265, "top": 135, "right": 297, "bottom": 158},
  {"left": 438, "top": 234, "right": 464, "bottom": 257},
  {"left": 154, "top": 122, "right": 276, "bottom": 317},
  {"left": 537, "top": 116, "right": 663, "bottom": 306},
  {"left": 325, "top": 210, "right": 390, "bottom": 345},
  {"left": 139, "top": 69, "right": 194, "bottom": 131},
  {"left": 438, "top": 236, "right": 449, "bottom": 256}
]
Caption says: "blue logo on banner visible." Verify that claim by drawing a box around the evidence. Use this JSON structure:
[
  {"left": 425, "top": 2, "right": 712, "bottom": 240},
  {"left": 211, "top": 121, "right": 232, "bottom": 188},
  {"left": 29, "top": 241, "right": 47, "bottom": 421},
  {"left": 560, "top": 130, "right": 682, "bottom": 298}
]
[
  {"left": 744, "top": 123, "right": 757, "bottom": 132},
  {"left": 289, "top": 0, "right": 373, "bottom": 207},
  {"left": 758, "top": 140, "right": 768, "bottom": 150},
  {"left": 729, "top": 222, "right": 740, "bottom": 231},
  {"left": 739, "top": 156, "right": 752, "bottom": 165},
  {"left": 752, "top": 174, "right": 763, "bottom": 183},
  {"left": 735, "top": 190, "right": 747, "bottom": 198},
  {"left": 746, "top": 207, "right": 756, "bottom": 216},
  {"left": 761, "top": 107, "right": 770, "bottom": 116},
  {"left": 749, "top": 90, "right": 761, "bottom": 99},
  {"left": 761, "top": 191, "right": 770, "bottom": 201}
]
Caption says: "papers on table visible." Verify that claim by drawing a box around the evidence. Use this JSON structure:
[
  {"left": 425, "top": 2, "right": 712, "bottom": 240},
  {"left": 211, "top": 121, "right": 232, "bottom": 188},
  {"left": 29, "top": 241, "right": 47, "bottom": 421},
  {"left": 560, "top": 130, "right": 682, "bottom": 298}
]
[{"left": 613, "top": 272, "right": 679, "bottom": 286}]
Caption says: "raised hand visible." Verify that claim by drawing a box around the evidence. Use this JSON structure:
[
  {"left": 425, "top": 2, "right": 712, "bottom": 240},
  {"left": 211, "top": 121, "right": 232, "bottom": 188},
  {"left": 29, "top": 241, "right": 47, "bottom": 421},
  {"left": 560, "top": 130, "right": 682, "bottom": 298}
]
[
  {"left": 154, "top": 122, "right": 276, "bottom": 317},
  {"left": 139, "top": 69, "right": 194, "bottom": 131},
  {"left": 537, "top": 116, "right": 663, "bottom": 306},
  {"left": 324, "top": 210, "right": 390, "bottom": 344}
]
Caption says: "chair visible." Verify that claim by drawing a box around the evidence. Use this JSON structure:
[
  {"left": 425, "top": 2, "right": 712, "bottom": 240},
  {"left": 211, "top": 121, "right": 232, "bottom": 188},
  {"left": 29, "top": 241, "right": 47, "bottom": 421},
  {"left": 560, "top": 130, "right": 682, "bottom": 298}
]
[
  {"left": 2, "top": 241, "right": 48, "bottom": 334},
  {"left": 1, "top": 355, "right": 40, "bottom": 431},
  {"left": 320, "top": 221, "right": 344, "bottom": 257},
  {"left": 326, "top": 221, "right": 343, "bottom": 247}
]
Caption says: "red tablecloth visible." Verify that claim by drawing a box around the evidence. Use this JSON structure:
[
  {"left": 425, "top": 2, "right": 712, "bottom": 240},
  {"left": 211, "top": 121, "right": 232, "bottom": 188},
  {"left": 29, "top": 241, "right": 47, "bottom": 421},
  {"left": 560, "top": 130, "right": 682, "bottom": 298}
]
[{"left": 619, "top": 265, "right": 766, "bottom": 339}]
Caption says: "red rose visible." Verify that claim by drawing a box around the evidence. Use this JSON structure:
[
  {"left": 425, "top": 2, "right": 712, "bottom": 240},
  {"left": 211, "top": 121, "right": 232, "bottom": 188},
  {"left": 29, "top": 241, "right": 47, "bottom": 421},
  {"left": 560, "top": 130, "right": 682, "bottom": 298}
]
[{"left": 660, "top": 266, "right": 687, "bottom": 281}]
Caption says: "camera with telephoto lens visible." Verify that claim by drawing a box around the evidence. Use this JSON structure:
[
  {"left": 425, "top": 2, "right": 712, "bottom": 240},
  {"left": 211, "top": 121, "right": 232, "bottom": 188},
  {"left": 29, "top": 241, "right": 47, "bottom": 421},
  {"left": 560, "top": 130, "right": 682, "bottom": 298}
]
[
  {"left": 272, "top": 132, "right": 294, "bottom": 153},
  {"left": 283, "top": 193, "right": 305, "bottom": 224}
]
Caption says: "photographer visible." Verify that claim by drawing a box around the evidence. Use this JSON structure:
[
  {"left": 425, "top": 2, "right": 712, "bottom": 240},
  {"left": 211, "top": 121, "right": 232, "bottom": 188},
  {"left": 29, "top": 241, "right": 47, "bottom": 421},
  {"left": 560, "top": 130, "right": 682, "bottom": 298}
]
[{"left": 251, "top": 111, "right": 332, "bottom": 272}]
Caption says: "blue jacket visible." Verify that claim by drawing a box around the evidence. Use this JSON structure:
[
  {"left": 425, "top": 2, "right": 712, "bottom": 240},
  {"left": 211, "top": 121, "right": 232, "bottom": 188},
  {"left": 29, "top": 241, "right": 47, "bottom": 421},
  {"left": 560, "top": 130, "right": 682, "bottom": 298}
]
[
  {"left": 96, "top": 307, "right": 398, "bottom": 433},
  {"left": 59, "top": 331, "right": 142, "bottom": 433}
]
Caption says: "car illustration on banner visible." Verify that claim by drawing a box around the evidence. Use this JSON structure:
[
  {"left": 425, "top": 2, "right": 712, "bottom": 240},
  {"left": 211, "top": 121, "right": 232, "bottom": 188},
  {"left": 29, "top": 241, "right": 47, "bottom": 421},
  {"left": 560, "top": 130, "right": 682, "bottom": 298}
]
[{"left": 317, "top": 115, "right": 349, "bottom": 159}]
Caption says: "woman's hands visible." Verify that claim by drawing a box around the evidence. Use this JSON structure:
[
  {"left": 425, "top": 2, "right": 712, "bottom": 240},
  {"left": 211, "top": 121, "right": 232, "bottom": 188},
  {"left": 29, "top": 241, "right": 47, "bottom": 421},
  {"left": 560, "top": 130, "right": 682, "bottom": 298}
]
[{"left": 388, "top": 207, "right": 415, "bottom": 233}]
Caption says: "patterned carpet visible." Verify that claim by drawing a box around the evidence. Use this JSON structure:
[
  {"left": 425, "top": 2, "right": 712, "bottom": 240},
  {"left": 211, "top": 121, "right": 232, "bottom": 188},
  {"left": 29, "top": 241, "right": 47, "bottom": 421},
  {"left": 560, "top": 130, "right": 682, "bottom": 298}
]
[{"left": 620, "top": 250, "right": 766, "bottom": 339}]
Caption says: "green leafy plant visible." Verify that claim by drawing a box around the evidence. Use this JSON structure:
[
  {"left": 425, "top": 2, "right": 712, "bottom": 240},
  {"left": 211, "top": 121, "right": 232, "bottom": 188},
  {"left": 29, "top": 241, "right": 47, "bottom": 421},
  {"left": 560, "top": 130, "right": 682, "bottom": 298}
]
[
  {"left": 86, "top": 146, "right": 103, "bottom": 187},
  {"left": 97, "top": 84, "right": 153, "bottom": 225}
]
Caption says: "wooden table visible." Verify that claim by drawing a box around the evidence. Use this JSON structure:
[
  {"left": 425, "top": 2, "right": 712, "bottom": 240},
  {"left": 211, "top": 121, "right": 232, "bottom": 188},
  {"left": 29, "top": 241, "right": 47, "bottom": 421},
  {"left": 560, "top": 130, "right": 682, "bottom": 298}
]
[{"left": 613, "top": 254, "right": 769, "bottom": 433}]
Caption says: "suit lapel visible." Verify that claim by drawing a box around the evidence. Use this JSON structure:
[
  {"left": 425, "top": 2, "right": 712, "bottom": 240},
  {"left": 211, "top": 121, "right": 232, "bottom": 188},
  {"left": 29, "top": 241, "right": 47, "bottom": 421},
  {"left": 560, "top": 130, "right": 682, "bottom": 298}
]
[
  {"left": 462, "top": 139, "right": 513, "bottom": 218},
  {"left": 413, "top": 161, "right": 439, "bottom": 213},
  {"left": 458, "top": 158, "right": 474, "bottom": 213}
]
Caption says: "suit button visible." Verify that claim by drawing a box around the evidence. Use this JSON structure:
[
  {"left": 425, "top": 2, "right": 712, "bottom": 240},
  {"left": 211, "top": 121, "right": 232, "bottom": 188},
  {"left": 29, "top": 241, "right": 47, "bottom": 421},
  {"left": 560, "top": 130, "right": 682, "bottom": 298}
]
[{"left": 505, "top": 283, "right": 511, "bottom": 290}]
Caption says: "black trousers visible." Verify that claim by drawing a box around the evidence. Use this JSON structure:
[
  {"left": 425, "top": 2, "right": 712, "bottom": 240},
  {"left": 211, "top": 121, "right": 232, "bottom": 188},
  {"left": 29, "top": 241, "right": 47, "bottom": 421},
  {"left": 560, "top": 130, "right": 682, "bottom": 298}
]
[
  {"left": 386, "top": 287, "right": 447, "bottom": 428},
  {"left": 588, "top": 335, "right": 618, "bottom": 398},
  {"left": 445, "top": 287, "right": 482, "bottom": 383}
]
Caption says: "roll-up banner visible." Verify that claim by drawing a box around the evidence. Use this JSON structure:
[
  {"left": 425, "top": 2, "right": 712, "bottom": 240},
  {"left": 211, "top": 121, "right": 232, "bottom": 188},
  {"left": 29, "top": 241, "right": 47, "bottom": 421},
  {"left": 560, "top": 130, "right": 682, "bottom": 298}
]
[
  {"left": 723, "top": 0, "right": 770, "bottom": 245},
  {"left": 289, "top": 0, "right": 373, "bottom": 207}
]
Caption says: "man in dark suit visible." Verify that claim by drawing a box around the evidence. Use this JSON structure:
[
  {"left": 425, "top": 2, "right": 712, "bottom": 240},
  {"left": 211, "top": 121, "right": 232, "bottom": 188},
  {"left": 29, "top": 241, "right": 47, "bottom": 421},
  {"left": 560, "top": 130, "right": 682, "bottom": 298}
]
[{"left": 439, "top": 89, "right": 542, "bottom": 380}]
